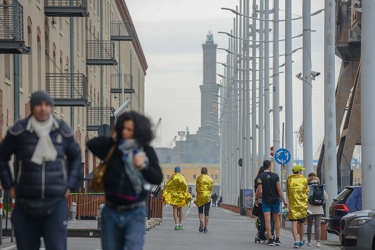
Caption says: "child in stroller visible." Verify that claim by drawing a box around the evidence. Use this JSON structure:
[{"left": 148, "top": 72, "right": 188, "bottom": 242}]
[{"left": 255, "top": 212, "right": 275, "bottom": 243}]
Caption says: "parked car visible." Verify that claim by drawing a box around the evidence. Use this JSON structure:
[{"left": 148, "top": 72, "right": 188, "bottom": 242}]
[
  {"left": 340, "top": 209, "right": 375, "bottom": 249},
  {"left": 326, "top": 186, "right": 362, "bottom": 235}
]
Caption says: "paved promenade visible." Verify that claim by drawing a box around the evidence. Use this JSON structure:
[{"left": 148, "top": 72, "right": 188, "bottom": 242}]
[
  {"left": 144, "top": 205, "right": 341, "bottom": 250},
  {"left": 0, "top": 205, "right": 342, "bottom": 249}
]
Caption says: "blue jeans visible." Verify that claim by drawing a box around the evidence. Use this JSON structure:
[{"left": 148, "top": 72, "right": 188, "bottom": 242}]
[
  {"left": 12, "top": 199, "right": 68, "bottom": 250},
  {"left": 101, "top": 205, "right": 146, "bottom": 250}
]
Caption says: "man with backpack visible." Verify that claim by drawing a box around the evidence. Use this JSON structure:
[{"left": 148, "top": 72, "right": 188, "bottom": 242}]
[
  {"left": 286, "top": 165, "right": 309, "bottom": 248},
  {"left": 306, "top": 173, "right": 328, "bottom": 248}
]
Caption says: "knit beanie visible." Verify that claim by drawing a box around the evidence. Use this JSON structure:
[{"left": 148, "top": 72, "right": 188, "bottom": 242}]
[{"left": 30, "top": 91, "right": 54, "bottom": 109}]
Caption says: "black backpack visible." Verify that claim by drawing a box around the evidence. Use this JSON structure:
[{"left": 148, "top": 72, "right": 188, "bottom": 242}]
[{"left": 308, "top": 184, "right": 325, "bottom": 206}]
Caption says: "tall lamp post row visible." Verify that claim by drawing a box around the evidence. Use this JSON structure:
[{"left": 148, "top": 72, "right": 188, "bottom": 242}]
[{"left": 217, "top": 0, "right": 328, "bottom": 208}]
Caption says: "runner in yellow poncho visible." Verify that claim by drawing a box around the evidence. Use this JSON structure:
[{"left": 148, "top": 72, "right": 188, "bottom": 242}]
[
  {"left": 163, "top": 166, "right": 192, "bottom": 230},
  {"left": 286, "top": 165, "right": 309, "bottom": 248},
  {"left": 194, "top": 167, "right": 213, "bottom": 233}
]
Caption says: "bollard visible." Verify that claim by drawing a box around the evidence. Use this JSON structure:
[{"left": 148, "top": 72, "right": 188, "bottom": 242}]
[
  {"left": 97, "top": 204, "right": 105, "bottom": 230},
  {"left": 70, "top": 202, "right": 77, "bottom": 220}
]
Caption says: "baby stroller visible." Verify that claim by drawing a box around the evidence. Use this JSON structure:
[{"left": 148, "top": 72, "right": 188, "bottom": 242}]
[{"left": 255, "top": 213, "right": 275, "bottom": 243}]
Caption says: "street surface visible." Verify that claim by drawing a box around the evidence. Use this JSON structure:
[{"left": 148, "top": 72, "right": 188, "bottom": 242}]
[{"left": 0, "top": 205, "right": 342, "bottom": 250}]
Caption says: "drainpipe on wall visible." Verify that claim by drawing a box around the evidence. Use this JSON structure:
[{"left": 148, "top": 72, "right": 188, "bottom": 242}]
[{"left": 14, "top": 55, "right": 20, "bottom": 122}]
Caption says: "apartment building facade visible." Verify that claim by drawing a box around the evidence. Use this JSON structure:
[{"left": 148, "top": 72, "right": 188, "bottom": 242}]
[{"left": 0, "top": 0, "right": 147, "bottom": 191}]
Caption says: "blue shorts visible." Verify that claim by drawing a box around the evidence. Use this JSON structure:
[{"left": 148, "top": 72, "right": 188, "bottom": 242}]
[{"left": 262, "top": 202, "right": 281, "bottom": 214}]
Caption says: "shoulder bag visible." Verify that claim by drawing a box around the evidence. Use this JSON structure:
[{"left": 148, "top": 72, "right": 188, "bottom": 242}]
[{"left": 90, "top": 145, "right": 116, "bottom": 193}]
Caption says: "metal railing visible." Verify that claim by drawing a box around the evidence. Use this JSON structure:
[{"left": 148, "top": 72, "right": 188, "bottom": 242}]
[
  {"left": 86, "top": 40, "right": 117, "bottom": 65},
  {"left": 44, "top": 0, "right": 89, "bottom": 17},
  {"left": 46, "top": 73, "right": 88, "bottom": 106},
  {"left": 45, "top": 0, "right": 87, "bottom": 8},
  {"left": 110, "top": 73, "right": 134, "bottom": 93},
  {"left": 110, "top": 21, "right": 134, "bottom": 41},
  {"left": 0, "top": 1, "right": 24, "bottom": 41},
  {"left": 86, "top": 106, "right": 114, "bottom": 131}
]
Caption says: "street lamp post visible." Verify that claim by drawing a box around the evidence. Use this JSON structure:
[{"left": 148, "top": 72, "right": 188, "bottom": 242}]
[
  {"left": 251, "top": 0, "right": 258, "bottom": 184},
  {"left": 258, "top": 0, "right": 265, "bottom": 164},
  {"left": 285, "top": 0, "right": 294, "bottom": 177},
  {"left": 303, "top": 0, "right": 313, "bottom": 175},
  {"left": 273, "top": 0, "right": 281, "bottom": 178}
]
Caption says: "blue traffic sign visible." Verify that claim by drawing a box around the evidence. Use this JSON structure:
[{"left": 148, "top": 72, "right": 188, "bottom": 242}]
[{"left": 274, "top": 148, "right": 291, "bottom": 165}]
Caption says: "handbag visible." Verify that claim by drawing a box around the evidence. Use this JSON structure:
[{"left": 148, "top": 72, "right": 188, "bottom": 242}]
[
  {"left": 18, "top": 198, "right": 63, "bottom": 218},
  {"left": 252, "top": 201, "right": 262, "bottom": 217},
  {"left": 90, "top": 145, "right": 116, "bottom": 193}
]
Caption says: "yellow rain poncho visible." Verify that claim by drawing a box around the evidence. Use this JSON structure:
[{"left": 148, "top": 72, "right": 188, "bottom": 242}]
[
  {"left": 286, "top": 174, "right": 309, "bottom": 220},
  {"left": 194, "top": 174, "right": 213, "bottom": 207},
  {"left": 163, "top": 173, "right": 192, "bottom": 208}
]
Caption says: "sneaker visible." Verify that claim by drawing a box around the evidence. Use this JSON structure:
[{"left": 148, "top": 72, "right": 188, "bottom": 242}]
[
  {"left": 294, "top": 241, "right": 299, "bottom": 249},
  {"left": 174, "top": 225, "right": 179, "bottom": 230},
  {"left": 306, "top": 242, "right": 312, "bottom": 247},
  {"left": 199, "top": 222, "right": 204, "bottom": 232},
  {"left": 274, "top": 238, "right": 281, "bottom": 246},
  {"left": 267, "top": 239, "right": 274, "bottom": 246},
  {"left": 316, "top": 242, "right": 321, "bottom": 248},
  {"left": 178, "top": 225, "right": 183, "bottom": 230},
  {"left": 299, "top": 240, "right": 305, "bottom": 248},
  {"left": 203, "top": 227, "right": 208, "bottom": 233}
]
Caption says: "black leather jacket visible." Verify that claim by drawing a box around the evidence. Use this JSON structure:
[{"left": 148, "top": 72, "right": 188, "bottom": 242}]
[
  {"left": 87, "top": 136, "right": 163, "bottom": 205},
  {"left": 0, "top": 116, "right": 82, "bottom": 199}
]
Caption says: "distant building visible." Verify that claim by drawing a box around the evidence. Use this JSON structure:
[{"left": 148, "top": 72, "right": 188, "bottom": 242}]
[{"left": 156, "top": 32, "right": 220, "bottom": 188}]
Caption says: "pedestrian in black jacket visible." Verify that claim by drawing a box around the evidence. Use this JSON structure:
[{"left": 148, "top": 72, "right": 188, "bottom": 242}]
[
  {"left": 87, "top": 110, "right": 163, "bottom": 250},
  {"left": 0, "top": 90, "right": 82, "bottom": 250}
]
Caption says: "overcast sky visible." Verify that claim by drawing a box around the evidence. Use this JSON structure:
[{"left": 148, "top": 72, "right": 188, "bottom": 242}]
[{"left": 126, "top": 1, "right": 340, "bottom": 159}]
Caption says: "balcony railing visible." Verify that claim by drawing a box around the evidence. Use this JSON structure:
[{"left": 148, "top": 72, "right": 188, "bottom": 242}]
[
  {"left": 110, "top": 74, "right": 134, "bottom": 94},
  {"left": 0, "top": 1, "right": 30, "bottom": 54},
  {"left": 86, "top": 106, "right": 114, "bottom": 131},
  {"left": 110, "top": 21, "right": 134, "bottom": 41},
  {"left": 86, "top": 40, "right": 117, "bottom": 65},
  {"left": 46, "top": 73, "right": 88, "bottom": 106},
  {"left": 44, "top": 0, "right": 89, "bottom": 17}
]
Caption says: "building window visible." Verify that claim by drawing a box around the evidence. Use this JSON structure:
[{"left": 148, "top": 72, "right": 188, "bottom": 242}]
[
  {"left": 193, "top": 174, "right": 196, "bottom": 179},
  {"left": 215, "top": 175, "right": 218, "bottom": 180}
]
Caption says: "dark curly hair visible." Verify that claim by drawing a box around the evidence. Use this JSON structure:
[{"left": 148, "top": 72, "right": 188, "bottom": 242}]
[{"left": 114, "top": 111, "right": 154, "bottom": 147}]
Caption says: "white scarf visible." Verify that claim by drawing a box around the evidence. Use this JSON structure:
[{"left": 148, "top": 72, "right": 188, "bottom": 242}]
[{"left": 30, "top": 115, "right": 58, "bottom": 164}]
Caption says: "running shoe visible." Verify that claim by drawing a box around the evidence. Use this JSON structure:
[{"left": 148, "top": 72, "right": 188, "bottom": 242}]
[
  {"left": 174, "top": 225, "right": 179, "bottom": 230},
  {"left": 178, "top": 225, "right": 183, "bottom": 230},
  {"left": 274, "top": 238, "right": 281, "bottom": 246},
  {"left": 199, "top": 222, "right": 204, "bottom": 232},
  {"left": 299, "top": 240, "right": 305, "bottom": 248},
  {"left": 293, "top": 241, "right": 299, "bottom": 249},
  {"left": 267, "top": 239, "right": 274, "bottom": 246},
  {"left": 203, "top": 227, "right": 208, "bottom": 233}
]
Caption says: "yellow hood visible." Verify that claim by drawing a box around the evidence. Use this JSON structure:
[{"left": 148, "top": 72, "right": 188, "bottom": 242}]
[
  {"left": 194, "top": 174, "right": 213, "bottom": 207},
  {"left": 286, "top": 174, "right": 309, "bottom": 220},
  {"left": 163, "top": 173, "right": 192, "bottom": 208}
]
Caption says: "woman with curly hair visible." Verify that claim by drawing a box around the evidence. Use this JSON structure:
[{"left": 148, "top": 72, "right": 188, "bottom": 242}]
[{"left": 87, "top": 111, "right": 163, "bottom": 250}]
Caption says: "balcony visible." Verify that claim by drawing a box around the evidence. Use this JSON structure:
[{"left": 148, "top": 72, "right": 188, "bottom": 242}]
[
  {"left": 110, "top": 74, "right": 134, "bottom": 94},
  {"left": 0, "top": 1, "right": 30, "bottom": 54},
  {"left": 46, "top": 73, "right": 88, "bottom": 106},
  {"left": 86, "top": 106, "right": 114, "bottom": 131},
  {"left": 110, "top": 21, "right": 134, "bottom": 41},
  {"left": 86, "top": 40, "right": 117, "bottom": 65},
  {"left": 44, "top": 0, "right": 89, "bottom": 17}
]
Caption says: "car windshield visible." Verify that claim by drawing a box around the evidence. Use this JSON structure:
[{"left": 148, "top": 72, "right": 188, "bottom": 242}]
[{"left": 334, "top": 188, "right": 353, "bottom": 201}]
